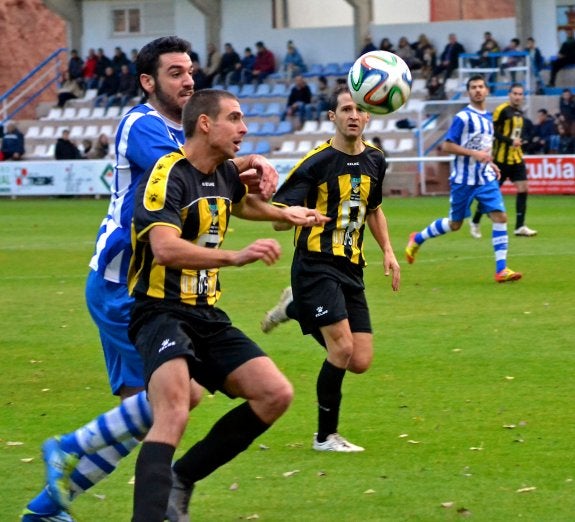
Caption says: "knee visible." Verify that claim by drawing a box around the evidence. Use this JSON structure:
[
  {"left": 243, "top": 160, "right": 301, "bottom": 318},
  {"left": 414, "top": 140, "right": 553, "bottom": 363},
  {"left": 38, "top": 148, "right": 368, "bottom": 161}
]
[
  {"left": 449, "top": 221, "right": 462, "bottom": 231},
  {"left": 270, "top": 378, "right": 294, "bottom": 414},
  {"left": 347, "top": 356, "right": 372, "bottom": 374}
]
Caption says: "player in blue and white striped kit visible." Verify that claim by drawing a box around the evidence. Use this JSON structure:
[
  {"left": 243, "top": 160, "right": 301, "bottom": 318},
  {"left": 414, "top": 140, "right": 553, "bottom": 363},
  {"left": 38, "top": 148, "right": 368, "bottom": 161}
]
[
  {"left": 405, "top": 74, "right": 522, "bottom": 283},
  {"left": 23, "top": 36, "right": 278, "bottom": 522}
]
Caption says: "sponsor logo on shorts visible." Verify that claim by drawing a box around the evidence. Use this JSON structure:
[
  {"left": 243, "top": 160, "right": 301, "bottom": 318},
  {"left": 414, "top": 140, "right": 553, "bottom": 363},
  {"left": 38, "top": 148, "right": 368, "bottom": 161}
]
[
  {"left": 315, "top": 306, "right": 328, "bottom": 318},
  {"left": 158, "top": 338, "right": 176, "bottom": 353}
]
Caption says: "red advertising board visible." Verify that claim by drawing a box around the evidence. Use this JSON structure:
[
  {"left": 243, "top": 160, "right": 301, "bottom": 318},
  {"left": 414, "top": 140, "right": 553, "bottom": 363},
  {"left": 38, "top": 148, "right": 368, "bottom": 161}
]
[{"left": 500, "top": 155, "right": 575, "bottom": 195}]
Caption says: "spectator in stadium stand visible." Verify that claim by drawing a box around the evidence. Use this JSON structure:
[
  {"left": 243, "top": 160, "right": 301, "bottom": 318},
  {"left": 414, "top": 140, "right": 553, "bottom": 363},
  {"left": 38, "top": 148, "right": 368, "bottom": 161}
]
[
  {"left": 234, "top": 46, "right": 256, "bottom": 85},
  {"left": 360, "top": 34, "right": 377, "bottom": 56},
  {"left": 499, "top": 38, "right": 523, "bottom": 82},
  {"left": 548, "top": 30, "right": 575, "bottom": 87},
  {"left": 305, "top": 75, "right": 331, "bottom": 121},
  {"left": 214, "top": 42, "right": 241, "bottom": 86},
  {"left": 252, "top": 41, "right": 276, "bottom": 84},
  {"left": 83, "top": 48, "right": 99, "bottom": 89},
  {"left": 413, "top": 34, "right": 437, "bottom": 79},
  {"left": 396, "top": 36, "right": 422, "bottom": 70},
  {"left": 93, "top": 66, "right": 120, "bottom": 108},
  {"left": 1, "top": 121, "right": 25, "bottom": 161},
  {"left": 56, "top": 70, "right": 85, "bottom": 108},
  {"left": 281, "top": 74, "right": 312, "bottom": 130},
  {"left": 106, "top": 64, "right": 139, "bottom": 110},
  {"left": 86, "top": 133, "right": 110, "bottom": 159},
  {"left": 111, "top": 46, "right": 130, "bottom": 76},
  {"left": 434, "top": 33, "right": 465, "bottom": 80},
  {"left": 191, "top": 59, "right": 210, "bottom": 91},
  {"left": 68, "top": 49, "right": 84, "bottom": 84},
  {"left": 425, "top": 74, "right": 446, "bottom": 100},
  {"left": 204, "top": 42, "right": 222, "bottom": 87},
  {"left": 559, "top": 88, "right": 575, "bottom": 134},
  {"left": 529, "top": 108, "right": 558, "bottom": 154},
  {"left": 525, "top": 37, "right": 545, "bottom": 93},
  {"left": 129, "top": 48, "right": 139, "bottom": 75},
  {"left": 282, "top": 40, "right": 307, "bottom": 81},
  {"left": 556, "top": 121, "right": 575, "bottom": 153},
  {"left": 94, "top": 48, "right": 112, "bottom": 89},
  {"left": 55, "top": 129, "right": 82, "bottom": 160},
  {"left": 379, "top": 37, "right": 395, "bottom": 53}
]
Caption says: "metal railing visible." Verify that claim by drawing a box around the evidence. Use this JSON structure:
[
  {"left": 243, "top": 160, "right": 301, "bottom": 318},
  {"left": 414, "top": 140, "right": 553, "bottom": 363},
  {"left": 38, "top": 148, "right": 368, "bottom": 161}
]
[{"left": 0, "top": 48, "right": 67, "bottom": 126}]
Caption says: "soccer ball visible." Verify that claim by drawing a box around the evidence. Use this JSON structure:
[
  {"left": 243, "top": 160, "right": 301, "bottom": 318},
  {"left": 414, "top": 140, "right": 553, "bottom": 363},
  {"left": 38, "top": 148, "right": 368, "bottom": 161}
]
[{"left": 347, "top": 50, "right": 412, "bottom": 115}]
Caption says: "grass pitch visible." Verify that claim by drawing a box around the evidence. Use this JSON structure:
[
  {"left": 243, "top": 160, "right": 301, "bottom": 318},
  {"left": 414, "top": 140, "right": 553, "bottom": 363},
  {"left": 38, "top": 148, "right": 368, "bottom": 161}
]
[{"left": 1, "top": 195, "right": 574, "bottom": 521}]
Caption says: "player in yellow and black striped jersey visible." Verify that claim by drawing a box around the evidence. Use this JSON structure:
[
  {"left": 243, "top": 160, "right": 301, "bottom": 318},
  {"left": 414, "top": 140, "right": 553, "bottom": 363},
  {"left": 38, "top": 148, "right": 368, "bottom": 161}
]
[
  {"left": 470, "top": 83, "right": 538, "bottom": 237},
  {"left": 128, "top": 89, "right": 328, "bottom": 522},
  {"left": 261, "top": 86, "right": 401, "bottom": 453}
]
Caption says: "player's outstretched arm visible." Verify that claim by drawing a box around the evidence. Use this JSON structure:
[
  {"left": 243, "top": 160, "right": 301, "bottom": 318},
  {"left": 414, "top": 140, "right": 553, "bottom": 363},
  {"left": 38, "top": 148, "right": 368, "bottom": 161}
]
[
  {"left": 233, "top": 194, "right": 329, "bottom": 228},
  {"left": 366, "top": 208, "right": 400, "bottom": 291},
  {"left": 148, "top": 225, "right": 280, "bottom": 269}
]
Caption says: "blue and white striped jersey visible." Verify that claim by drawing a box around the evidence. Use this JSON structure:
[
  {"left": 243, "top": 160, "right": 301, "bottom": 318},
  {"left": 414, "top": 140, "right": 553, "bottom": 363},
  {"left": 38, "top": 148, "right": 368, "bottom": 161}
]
[
  {"left": 88, "top": 103, "right": 184, "bottom": 284},
  {"left": 444, "top": 105, "right": 498, "bottom": 186}
]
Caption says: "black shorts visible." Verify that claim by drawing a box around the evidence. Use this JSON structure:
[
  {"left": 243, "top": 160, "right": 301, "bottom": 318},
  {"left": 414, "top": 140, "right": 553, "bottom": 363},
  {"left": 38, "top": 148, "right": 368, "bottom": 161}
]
[
  {"left": 496, "top": 162, "right": 527, "bottom": 184},
  {"left": 129, "top": 299, "right": 266, "bottom": 395},
  {"left": 290, "top": 249, "right": 371, "bottom": 339}
]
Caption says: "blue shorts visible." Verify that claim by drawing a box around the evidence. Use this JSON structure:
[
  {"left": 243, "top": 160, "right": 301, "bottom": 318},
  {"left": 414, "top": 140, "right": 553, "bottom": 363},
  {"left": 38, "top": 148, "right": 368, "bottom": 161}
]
[
  {"left": 85, "top": 270, "right": 145, "bottom": 395},
  {"left": 449, "top": 179, "right": 506, "bottom": 223}
]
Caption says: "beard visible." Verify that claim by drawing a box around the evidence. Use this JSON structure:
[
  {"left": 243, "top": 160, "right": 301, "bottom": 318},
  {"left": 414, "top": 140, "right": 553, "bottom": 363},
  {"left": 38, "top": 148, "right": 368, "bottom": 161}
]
[{"left": 154, "top": 81, "right": 186, "bottom": 122}]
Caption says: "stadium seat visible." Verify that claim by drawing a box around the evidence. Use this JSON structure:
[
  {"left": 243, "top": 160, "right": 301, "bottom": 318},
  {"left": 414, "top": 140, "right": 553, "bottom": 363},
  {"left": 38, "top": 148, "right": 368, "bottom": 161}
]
[
  {"left": 396, "top": 137, "right": 415, "bottom": 152},
  {"left": 100, "top": 124, "right": 115, "bottom": 138},
  {"left": 226, "top": 84, "right": 240, "bottom": 96},
  {"left": 263, "top": 102, "right": 283, "bottom": 117},
  {"left": 83, "top": 125, "right": 100, "bottom": 138},
  {"left": 255, "top": 83, "right": 271, "bottom": 97},
  {"left": 296, "top": 120, "right": 318, "bottom": 134},
  {"left": 383, "top": 138, "right": 397, "bottom": 152},
  {"left": 69, "top": 125, "right": 85, "bottom": 139},
  {"left": 270, "top": 83, "right": 288, "bottom": 97},
  {"left": 42, "top": 107, "right": 62, "bottom": 120},
  {"left": 317, "top": 120, "right": 335, "bottom": 134},
  {"left": 91, "top": 107, "right": 106, "bottom": 119},
  {"left": 247, "top": 121, "right": 260, "bottom": 135},
  {"left": 303, "top": 64, "right": 323, "bottom": 78},
  {"left": 274, "top": 120, "right": 293, "bottom": 135},
  {"left": 255, "top": 140, "right": 271, "bottom": 154},
  {"left": 274, "top": 140, "right": 296, "bottom": 155},
  {"left": 295, "top": 140, "right": 312, "bottom": 154},
  {"left": 62, "top": 107, "right": 77, "bottom": 120},
  {"left": 31, "top": 144, "right": 47, "bottom": 158},
  {"left": 237, "top": 140, "right": 255, "bottom": 156},
  {"left": 106, "top": 106, "right": 121, "bottom": 119},
  {"left": 257, "top": 121, "right": 276, "bottom": 136},
  {"left": 25, "top": 125, "right": 40, "bottom": 139},
  {"left": 323, "top": 63, "right": 341, "bottom": 76},
  {"left": 246, "top": 102, "right": 266, "bottom": 117},
  {"left": 411, "top": 78, "right": 427, "bottom": 94},
  {"left": 39, "top": 125, "right": 55, "bottom": 138},
  {"left": 239, "top": 83, "right": 256, "bottom": 98},
  {"left": 76, "top": 107, "right": 92, "bottom": 120},
  {"left": 366, "top": 119, "right": 385, "bottom": 134}
]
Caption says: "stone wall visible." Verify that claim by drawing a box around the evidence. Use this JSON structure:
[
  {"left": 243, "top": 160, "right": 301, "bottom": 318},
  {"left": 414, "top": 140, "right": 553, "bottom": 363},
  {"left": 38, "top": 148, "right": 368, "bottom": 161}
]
[{"left": 0, "top": 0, "right": 66, "bottom": 120}]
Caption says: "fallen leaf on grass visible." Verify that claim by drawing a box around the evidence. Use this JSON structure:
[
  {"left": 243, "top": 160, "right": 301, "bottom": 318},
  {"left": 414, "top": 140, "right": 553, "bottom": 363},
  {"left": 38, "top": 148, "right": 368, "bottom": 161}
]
[
  {"left": 504, "top": 376, "right": 515, "bottom": 380},
  {"left": 230, "top": 482, "right": 239, "bottom": 490},
  {"left": 516, "top": 486, "right": 536, "bottom": 493},
  {"left": 398, "top": 433, "right": 409, "bottom": 438},
  {"left": 503, "top": 424, "right": 516, "bottom": 429},
  {"left": 245, "top": 515, "right": 259, "bottom": 520},
  {"left": 20, "top": 458, "right": 34, "bottom": 463},
  {"left": 128, "top": 476, "right": 135, "bottom": 485},
  {"left": 6, "top": 441, "right": 24, "bottom": 446},
  {"left": 283, "top": 470, "right": 300, "bottom": 477},
  {"left": 258, "top": 444, "right": 269, "bottom": 450},
  {"left": 364, "top": 489, "right": 375, "bottom": 494},
  {"left": 93, "top": 494, "right": 106, "bottom": 500},
  {"left": 407, "top": 440, "right": 421, "bottom": 444},
  {"left": 441, "top": 501, "right": 455, "bottom": 508}
]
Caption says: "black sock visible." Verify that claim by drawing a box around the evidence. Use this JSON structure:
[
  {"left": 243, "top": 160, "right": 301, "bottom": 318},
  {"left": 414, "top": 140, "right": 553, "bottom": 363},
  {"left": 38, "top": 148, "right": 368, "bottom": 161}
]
[
  {"left": 472, "top": 211, "right": 482, "bottom": 225},
  {"left": 173, "top": 402, "right": 269, "bottom": 485},
  {"left": 516, "top": 192, "right": 527, "bottom": 229},
  {"left": 286, "top": 300, "right": 298, "bottom": 320},
  {"left": 316, "top": 359, "right": 346, "bottom": 442},
  {"left": 132, "top": 441, "right": 175, "bottom": 522}
]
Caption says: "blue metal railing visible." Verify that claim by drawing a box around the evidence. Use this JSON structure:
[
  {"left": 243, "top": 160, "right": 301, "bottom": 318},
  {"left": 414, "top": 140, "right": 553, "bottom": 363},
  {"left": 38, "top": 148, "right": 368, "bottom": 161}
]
[{"left": 0, "top": 47, "right": 67, "bottom": 125}]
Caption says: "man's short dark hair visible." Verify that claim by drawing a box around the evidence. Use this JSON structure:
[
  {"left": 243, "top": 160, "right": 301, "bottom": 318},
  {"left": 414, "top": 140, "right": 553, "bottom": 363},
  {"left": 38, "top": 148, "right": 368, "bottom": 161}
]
[
  {"left": 466, "top": 74, "right": 486, "bottom": 90},
  {"left": 328, "top": 85, "right": 351, "bottom": 112},
  {"left": 136, "top": 36, "right": 191, "bottom": 79},
  {"left": 182, "top": 89, "right": 238, "bottom": 138}
]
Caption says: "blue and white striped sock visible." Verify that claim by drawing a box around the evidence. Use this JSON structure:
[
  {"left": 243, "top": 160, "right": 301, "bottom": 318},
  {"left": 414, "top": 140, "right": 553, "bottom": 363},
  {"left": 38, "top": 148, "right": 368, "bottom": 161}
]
[
  {"left": 69, "top": 438, "right": 139, "bottom": 498},
  {"left": 59, "top": 391, "right": 152, "bottom": 456},
  {"left": 416, "top": 217, "right": 451, "bottom": 244},
  {"left": 492, "top": 222, "right": 508, "bottom": 273}
]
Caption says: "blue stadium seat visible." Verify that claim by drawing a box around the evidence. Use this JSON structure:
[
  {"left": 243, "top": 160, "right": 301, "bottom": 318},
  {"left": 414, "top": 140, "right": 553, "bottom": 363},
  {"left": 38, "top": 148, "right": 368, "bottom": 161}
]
[
  {"left": 256, "top": 121, "right": 276, "bottom": 136},
  {"left": 255, "top": 83, "right": 271, "bottom": 97},
  {"left": 239, "top": 83, "right": 256, "bottom": 98},
  {"left": 247, "top": 121, "right": 260, "bottom": 135},
  {"left": 270, "top": 83, "right": 289, "bottom": 97},
  {"left": 255, "top": 140, "right": 272, "bottom": 154},
  {"left": 303, "top": 63, "right": 323, "bottom": 78},
  {"left": 263, "top": 102, "right": 283, "bottom": 117},
  {"left": 323, "top": 63, "right": 341, "bottom": 76},
  {"left": 274, "top": 120, "right": 293, "bottom": 135},
  {"left": 237, "top": 140, "right": 255, "bottom": 155},
  {"left": 246, "top": 102, "right": 266, "bottom": 117}
]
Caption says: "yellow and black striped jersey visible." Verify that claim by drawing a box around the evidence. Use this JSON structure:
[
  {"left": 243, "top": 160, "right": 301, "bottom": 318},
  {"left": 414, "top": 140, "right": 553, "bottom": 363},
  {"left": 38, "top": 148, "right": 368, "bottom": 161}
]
[
  {"left": 493, "top": 101, "right": 524, "bottom": 165},
  {"left": 128, "top": 149, "right": 246, "bottom": 306},
  {"left": 272, "top": 139, "right": 386, "bottom": 267}
]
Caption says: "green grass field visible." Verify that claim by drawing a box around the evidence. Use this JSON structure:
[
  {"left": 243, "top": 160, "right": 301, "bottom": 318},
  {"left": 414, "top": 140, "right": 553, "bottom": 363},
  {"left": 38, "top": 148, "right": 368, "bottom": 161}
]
[{"left": 1, "top": 195, "right": 574, "bottom": 521}]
